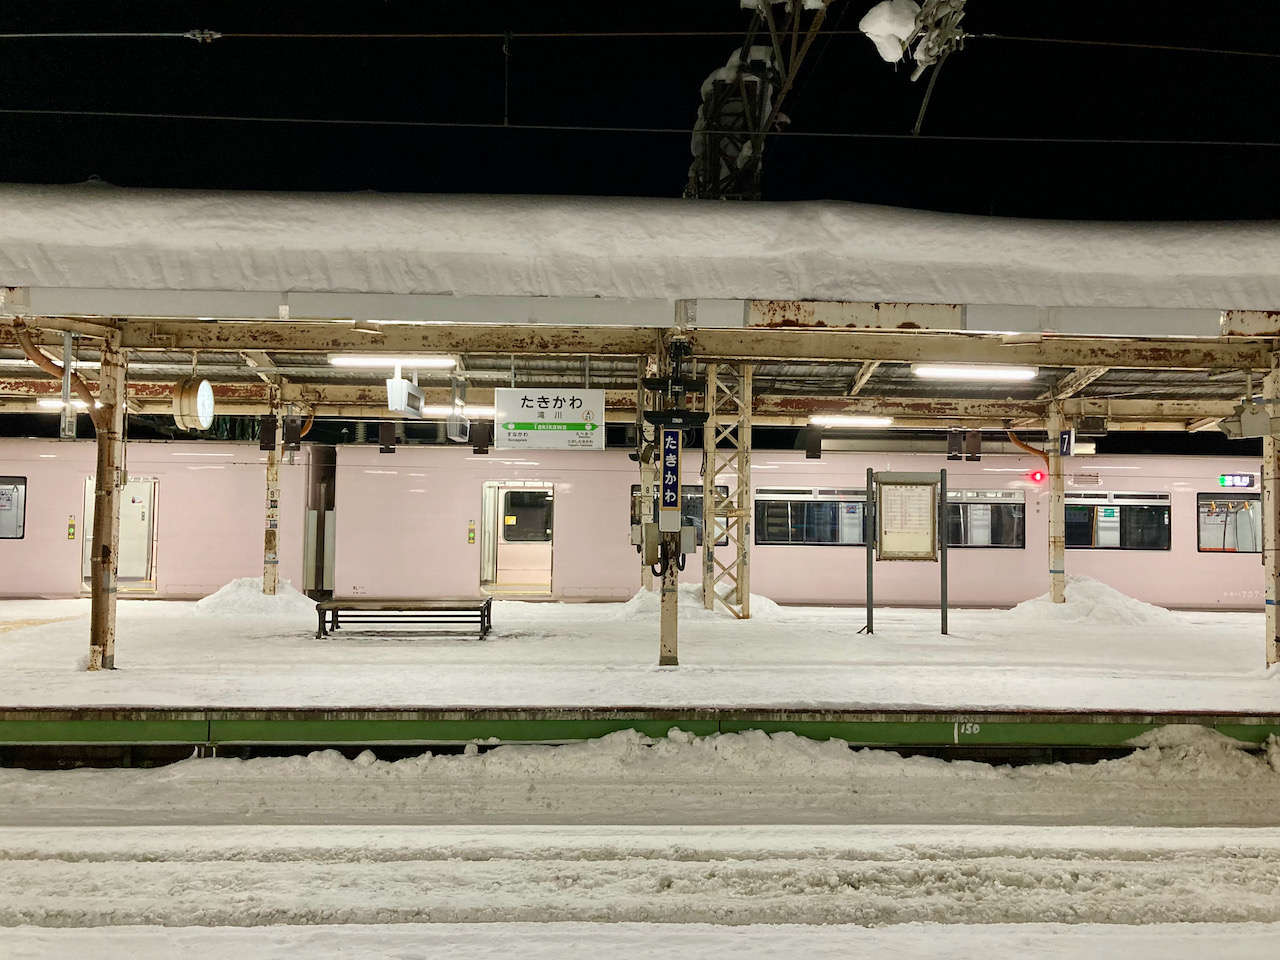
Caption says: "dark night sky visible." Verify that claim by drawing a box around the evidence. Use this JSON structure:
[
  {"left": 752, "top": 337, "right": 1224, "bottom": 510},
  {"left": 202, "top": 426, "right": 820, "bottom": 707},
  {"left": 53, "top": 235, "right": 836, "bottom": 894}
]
[{"left": 0, "top": 1, "right": 1278, "bottom": 219}]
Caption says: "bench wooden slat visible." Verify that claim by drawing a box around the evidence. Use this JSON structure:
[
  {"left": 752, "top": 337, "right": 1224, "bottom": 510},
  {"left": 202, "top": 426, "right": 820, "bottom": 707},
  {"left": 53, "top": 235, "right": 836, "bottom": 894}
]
[
  {"left": 317, "top": 598, "right": 488, "bottom": 612},
  {"left": 316, "top": 597, "right": 492, "bottom": 639}
]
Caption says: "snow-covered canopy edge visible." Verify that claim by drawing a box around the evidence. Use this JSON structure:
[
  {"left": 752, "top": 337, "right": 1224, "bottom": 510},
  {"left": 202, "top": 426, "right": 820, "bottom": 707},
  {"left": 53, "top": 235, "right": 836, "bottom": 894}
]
[{"left": 1, "top": 182, "right": 1278, "bottom": 310}]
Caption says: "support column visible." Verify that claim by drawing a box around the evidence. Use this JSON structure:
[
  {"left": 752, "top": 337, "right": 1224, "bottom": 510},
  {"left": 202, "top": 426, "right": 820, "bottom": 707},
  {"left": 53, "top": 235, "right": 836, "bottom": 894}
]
[
  {"left": 1047, "top": 405, "right": 1066, "bottom": 603},
  {"left": 263, "top": 386, "right": 282, "bottom": 595},
  {"left": 87, "top": 334, "right": 126, "bottom": 671},
  {"left": 637, "top": 356, "right": 657, "bottom": 593},
  {"left": 702, "top": 362, "right": 752, "bottom": 617},
  {"left": 657, "top": 325, "right": 681, "bottom": 666},
  {"left": 1265, "top": 355, "right": 1280, "bottom": 666},
  {"left": 659, "top": 537, "right": 680, "bottom": 665}
]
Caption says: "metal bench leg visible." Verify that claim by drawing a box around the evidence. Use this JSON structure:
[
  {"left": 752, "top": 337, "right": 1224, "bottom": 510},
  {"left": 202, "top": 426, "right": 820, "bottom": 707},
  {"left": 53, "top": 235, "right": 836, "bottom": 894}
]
[{"left": 317, "top": 609, "right": 326, "bottom": 639}]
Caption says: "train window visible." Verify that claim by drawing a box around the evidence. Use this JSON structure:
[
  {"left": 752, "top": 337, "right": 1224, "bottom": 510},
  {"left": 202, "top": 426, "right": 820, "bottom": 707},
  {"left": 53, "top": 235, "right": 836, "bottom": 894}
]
[
  {"left": 754, "top": 489, "right": 866, "bottom": 545},
  {"left": 1064, "top": 493, "right": 1171, "bottom": 550},
  {"left": 945, "top": 490, "right": 1025, "bottom": 548},
  {"left": 503, "top": 490, "right": 553, "bottom": 542},
  {"left": 629, "top": 484, "right": 729, "bottom": 546},
  {"left": 0, "top": 477, "right": 25, "bottom": 539},
  {"left": 1197, "top": 493, "right": 1262, "bottom": 553}
]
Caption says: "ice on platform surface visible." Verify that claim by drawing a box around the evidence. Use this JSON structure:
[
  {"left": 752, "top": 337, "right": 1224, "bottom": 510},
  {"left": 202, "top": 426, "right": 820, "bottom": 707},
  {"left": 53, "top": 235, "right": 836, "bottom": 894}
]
[
  {"left": 0, "top": 581, "right": 1276, "bottom": 711},
  {"left": 193, "top": 577, "right": 315, "bottom": 619}
]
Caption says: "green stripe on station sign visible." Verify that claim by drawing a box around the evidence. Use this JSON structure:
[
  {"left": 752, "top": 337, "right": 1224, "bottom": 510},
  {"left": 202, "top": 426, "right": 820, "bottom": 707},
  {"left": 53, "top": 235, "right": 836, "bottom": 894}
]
[{"left": 502, "top": 422, "right": 600, "bottom": 431}]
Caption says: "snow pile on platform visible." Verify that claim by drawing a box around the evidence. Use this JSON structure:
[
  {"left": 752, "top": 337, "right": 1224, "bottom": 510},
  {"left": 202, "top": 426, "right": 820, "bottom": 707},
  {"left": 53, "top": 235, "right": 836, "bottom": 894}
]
[
  {"left": 614, "top": 586, "right": 787, "bottom": 621},
  {"left": 1126, "top": 724, "right": 1280, "bottom": 776},
  {"left": 614, "top": 585, "right": 728, "bottom": 621},
  {"left": 102, "top": 725, "right": 1276, "bottom": 789},
  {"left": 193, "top": 578, "right": 314, "bottom": 618},
  {"left": 1003, "top": 575, "right": 1177, "bottom": 627}
]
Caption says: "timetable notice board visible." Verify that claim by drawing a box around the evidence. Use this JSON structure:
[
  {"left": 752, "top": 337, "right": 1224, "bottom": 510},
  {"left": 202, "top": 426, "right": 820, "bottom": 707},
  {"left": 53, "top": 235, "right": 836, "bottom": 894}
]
[{"left": 876, "top": 481, "right": 937, "bottom": 561}]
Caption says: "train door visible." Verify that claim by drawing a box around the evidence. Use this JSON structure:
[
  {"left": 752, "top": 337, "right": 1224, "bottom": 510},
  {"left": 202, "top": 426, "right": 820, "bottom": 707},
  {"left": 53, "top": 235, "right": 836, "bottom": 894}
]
[
  {"left": 81, "top": 477, "right": 158, "bottom": 593},
  {"left": 480, "top": 481, "right": 553, "bottom": 596}
]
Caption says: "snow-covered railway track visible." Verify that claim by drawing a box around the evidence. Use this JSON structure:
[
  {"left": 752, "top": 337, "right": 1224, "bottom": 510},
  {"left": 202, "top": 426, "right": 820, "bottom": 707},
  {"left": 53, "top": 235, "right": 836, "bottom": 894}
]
[{"left": 3, "top": 825, "right": 1280, "bottom": 928}]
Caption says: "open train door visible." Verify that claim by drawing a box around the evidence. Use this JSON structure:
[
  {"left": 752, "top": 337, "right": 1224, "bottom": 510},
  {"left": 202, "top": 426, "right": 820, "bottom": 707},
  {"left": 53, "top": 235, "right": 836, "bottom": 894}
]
[
  {"left": 82, "top": 476, "right": 158, "bottom": 593},
  {"left": 480, "top": 481, "right": 553, "bottom": 596}
]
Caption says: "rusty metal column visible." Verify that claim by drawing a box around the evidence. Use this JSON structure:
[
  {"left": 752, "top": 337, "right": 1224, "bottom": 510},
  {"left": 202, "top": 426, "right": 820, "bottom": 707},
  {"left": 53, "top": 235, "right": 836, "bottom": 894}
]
[
  {"left": 263, "top": 385, "right": 282, "bottom": 595},
  {"left": 1265, "top": 356, "right": 1280, "bottom": 666},
  {"left": 702, "top": 363, "right": 718, "bottom": 610},
  {"left": 1047, "top": 405, "right": 1066, "bottom": 603},
  {"left": 88, "top": 333, "right": 126, "bottom": 671},
  {"left": 659, "top": 530, "right": 680, "bottom": 665},
  {"left": 701, "top": 362, "right": 752, "bottom": 617}
]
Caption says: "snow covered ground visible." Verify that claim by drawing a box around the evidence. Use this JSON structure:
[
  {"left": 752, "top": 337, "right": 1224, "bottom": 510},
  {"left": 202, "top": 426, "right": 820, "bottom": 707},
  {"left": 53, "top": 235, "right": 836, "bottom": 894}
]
[
  {"left": 10, "top": 922, "right": 1280, "bottom": 960},
  {"left": 5, "top": 823, "right": 1280, "bottom": 926},
  {"left": 3, "top": 728, "right": 1280, "bottom": 956},
  {"left": 3, "top": 725, "right": 1278, "bottom": 828},
  {"left": 0, "top": 580, "right": 1275, "bottom": 710},
  {"left": 5, "top": 584, "right": 1279, "bottom": 958}
]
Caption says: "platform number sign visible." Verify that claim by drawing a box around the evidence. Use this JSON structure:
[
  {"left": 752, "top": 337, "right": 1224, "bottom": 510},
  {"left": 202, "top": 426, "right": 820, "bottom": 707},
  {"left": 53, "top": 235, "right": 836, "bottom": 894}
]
[
  {"left": 659, "top": 428, "right": 681, "bottom": 532},
  {"left": 1059, "top": 429, "right": 1075, "bottom": 457}
]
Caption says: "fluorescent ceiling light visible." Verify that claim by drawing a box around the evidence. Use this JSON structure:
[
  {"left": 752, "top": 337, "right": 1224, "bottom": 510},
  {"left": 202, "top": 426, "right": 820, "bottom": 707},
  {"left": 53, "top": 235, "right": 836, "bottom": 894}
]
[
  {"left": 36, "top": 398, "right": 89, "bottom": 409},
  {"left": 330, "top": 355, "right": 455, "bottom": 368},
  {"left": 809, "top": 415, "right": 894, "bottom": 427},
  {"left": 0, "top": 359, "right": 101, "bottom": 369},
  {"left": 913, "top": 364, "right": 1038, "bottom": 381}
]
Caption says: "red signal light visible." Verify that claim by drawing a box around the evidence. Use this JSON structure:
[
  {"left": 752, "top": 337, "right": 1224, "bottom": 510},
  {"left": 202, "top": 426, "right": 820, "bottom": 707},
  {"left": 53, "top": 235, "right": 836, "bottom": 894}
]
[{"left": 1028, "top": 469, "right": 1046, "bottom": 483}]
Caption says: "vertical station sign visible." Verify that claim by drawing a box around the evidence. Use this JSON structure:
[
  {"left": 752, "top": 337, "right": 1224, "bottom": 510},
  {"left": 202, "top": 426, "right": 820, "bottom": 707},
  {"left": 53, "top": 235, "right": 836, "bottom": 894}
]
[
  {"left": 495, "top": 388, "right": 605, "bottom": 450},
  {"left": 659, "top": 428, "right": 682, "bottom": 532}
]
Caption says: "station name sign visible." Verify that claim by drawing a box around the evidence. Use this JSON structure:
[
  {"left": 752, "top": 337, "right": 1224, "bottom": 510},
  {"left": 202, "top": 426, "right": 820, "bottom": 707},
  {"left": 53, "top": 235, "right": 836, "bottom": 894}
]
[
  {"left": 659, "top": 428, "right": 681, "bottom": 532},
  {"left": 494, "top": 388, "right": 605, "bottom": 450}
]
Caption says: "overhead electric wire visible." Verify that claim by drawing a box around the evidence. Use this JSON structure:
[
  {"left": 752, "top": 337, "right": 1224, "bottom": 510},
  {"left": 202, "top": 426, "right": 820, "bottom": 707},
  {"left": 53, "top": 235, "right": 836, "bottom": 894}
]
[
  {"left": 1, "top": 106, "right": 1276, "bottom": 148},
  {"left": 972, "top": 33, "right": 1280, "bottom": 60},
  {"left": 0, "top": 29, "right": 1277, "bottom": 61}
]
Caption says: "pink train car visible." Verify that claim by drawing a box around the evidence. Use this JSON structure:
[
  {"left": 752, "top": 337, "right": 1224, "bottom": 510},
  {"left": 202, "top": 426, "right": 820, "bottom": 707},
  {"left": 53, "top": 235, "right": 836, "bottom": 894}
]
[{"left": 0, "top": 437, "right": 1266, "bottom": 609}]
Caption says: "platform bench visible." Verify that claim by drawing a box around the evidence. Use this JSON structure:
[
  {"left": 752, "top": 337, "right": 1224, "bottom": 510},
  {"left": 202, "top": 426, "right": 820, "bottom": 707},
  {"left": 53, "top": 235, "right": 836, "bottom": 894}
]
[{"left": 316, "top": 598, "right": 492, "bottom": 640}]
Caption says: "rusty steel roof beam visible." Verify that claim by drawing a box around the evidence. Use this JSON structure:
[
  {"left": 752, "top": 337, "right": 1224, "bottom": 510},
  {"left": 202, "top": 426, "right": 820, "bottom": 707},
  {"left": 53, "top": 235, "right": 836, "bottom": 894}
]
[
  {"left": 1039, "top": 366, "right": 1109, "bottom": 400},
  {"left": 0, "top": 375, "right": 1239, "bottom": 420},
  {"left": 116, "top": 321, "right": 660, "bottom": 356},
  {"left": 2, "top": 320, "right": 1271, "bottom": 370},
  {"left": 0, "top": 319, "right": 661, "bottom": 356},
  {"left": 687, "top": 328, "right": 1270, "bottom": 370},
  {"left": 846, "top": 360, "right": 881, "bottom": 396}
]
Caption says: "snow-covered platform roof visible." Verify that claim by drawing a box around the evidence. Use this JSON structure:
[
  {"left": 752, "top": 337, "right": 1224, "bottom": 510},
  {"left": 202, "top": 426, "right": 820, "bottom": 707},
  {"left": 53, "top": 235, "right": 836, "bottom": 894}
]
[{"left": 1, "top": 182, "right": 1278, "bottom": 311}]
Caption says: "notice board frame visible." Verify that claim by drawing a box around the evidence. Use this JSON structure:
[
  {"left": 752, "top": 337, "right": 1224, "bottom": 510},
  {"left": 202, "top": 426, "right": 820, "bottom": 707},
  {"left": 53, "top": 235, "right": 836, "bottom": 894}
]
[{"left": 863, "top": 469, "right": 949, "bottom": 636}]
